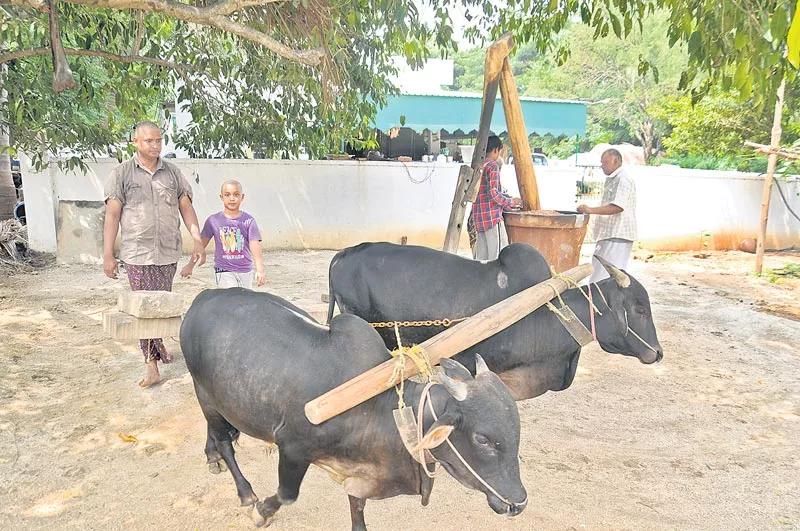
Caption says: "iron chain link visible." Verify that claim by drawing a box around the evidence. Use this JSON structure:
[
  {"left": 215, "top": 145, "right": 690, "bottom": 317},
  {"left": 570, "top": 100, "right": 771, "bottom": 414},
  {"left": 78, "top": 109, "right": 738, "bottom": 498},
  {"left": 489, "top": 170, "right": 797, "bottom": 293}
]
[{"left": 370, "top": 317, "right": 468, "bottom": 328}]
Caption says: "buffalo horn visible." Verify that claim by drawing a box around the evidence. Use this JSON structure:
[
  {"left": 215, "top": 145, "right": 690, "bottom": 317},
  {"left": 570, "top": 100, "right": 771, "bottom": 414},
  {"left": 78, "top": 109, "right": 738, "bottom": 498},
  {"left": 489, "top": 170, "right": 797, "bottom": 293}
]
[{"left": 595, "top": 256, "right": 630, "bottom": 288}]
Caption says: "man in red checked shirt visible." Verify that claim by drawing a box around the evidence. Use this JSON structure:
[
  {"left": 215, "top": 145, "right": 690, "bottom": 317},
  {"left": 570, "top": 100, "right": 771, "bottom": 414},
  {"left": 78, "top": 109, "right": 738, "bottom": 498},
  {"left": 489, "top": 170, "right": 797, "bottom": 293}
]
[{"left": 470, "top": 135, "right": 522, "bottom": 260}]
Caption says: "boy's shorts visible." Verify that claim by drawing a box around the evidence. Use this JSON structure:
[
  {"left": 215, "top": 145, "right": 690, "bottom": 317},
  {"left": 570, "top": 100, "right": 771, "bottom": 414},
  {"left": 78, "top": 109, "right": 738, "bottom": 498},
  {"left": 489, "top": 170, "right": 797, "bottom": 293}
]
[{"left": 214, "top": 268, "right": 253, "bottom": 289}]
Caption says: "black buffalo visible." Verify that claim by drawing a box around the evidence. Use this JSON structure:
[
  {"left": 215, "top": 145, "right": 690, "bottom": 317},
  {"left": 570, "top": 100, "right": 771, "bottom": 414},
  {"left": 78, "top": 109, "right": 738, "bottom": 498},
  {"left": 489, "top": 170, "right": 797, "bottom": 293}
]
[
  {"left": 327, "top": 242, "right": 663, "bottom": 400},
  {"left": 180, "top": 288, "right": 527, "bottom": 530}
]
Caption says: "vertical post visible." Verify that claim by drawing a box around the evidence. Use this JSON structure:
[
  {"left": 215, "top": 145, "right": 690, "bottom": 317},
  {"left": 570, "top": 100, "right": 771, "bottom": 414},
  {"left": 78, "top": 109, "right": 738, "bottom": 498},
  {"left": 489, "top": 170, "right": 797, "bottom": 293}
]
[
  {"left": 498, "top": 57, "right": 540, "bottom": 211},
  {"left": 441, "top": 34, "right": 514, "bottom": 253},
  {"left": 755, "top": 79, "right": 786, "bottom": 274}
]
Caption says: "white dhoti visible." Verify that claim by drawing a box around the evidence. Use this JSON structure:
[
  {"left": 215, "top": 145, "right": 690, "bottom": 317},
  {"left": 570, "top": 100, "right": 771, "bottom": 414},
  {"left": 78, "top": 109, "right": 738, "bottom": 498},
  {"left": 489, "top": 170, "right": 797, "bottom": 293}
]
[{"left": 589, "top": 238, "right": 633, "bottom": 283}]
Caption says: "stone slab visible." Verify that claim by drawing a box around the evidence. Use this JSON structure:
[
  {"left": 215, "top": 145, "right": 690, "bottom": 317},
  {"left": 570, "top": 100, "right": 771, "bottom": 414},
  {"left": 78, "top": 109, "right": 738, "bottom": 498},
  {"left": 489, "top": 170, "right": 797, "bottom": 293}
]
[{"left": 118, "top": 290, "right": 186, "bottom": 318}]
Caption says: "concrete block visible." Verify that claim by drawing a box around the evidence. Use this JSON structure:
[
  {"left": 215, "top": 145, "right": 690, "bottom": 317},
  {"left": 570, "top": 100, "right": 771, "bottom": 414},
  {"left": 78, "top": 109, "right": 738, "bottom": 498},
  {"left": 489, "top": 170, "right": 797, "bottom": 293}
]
[
  {"left": 103, "top": 310, "right": 182, "bottom": 340},
  {"left": 118, "top": 290, "right": 186, "bottom": 318}
]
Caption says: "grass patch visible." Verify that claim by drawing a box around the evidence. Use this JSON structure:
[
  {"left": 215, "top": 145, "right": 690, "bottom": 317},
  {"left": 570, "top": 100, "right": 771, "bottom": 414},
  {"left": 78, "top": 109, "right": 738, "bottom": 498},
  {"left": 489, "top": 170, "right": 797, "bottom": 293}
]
[{"left": 762, "top": 263, "right": 800, "bottom": 283}]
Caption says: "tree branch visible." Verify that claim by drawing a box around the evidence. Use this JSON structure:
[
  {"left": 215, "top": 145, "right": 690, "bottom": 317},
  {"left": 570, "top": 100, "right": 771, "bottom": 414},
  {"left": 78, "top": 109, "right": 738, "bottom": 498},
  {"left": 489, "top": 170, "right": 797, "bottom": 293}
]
[
  {"left": 131, "top": 9, "right": 144, "bottom": 56},
  {"left": 0, "top": 47, "right": 199, "bottom": 71},
  {"left": 5, "top": 0, "right": 49, "bottom": 11},
  {"left": 7, "top": 0, "right": 325, "bottom": 67},
  {"left": 207, "top": 0, "right": 283, "bottom": 16}
]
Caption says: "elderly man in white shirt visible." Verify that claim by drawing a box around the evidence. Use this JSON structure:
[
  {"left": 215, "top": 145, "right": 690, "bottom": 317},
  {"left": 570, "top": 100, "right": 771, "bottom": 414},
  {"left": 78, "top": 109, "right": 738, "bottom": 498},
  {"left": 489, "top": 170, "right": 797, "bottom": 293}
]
[{"left": 577, "top": 148, "right": 637, "bottom": 282}]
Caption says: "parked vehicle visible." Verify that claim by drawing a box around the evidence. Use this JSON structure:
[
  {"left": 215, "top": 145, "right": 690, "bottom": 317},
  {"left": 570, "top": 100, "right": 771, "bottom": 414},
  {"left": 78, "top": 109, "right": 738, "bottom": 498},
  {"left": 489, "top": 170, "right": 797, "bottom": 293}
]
[{"left": 508, "top": 153, "right": 549, "bottom": 166}]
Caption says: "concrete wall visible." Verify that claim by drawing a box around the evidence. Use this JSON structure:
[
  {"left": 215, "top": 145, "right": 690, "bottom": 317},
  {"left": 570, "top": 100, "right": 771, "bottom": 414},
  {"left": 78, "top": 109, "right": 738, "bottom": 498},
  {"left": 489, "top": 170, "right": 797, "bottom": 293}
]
[
  {"left": 631, "top": 166, "right": 798, "bottom": 251},
  {"left": 22, "top": 157, "right": 800, "bottom": 261},
  {"left": 26, "top": 158, "right": 579, "bottom": 260}
]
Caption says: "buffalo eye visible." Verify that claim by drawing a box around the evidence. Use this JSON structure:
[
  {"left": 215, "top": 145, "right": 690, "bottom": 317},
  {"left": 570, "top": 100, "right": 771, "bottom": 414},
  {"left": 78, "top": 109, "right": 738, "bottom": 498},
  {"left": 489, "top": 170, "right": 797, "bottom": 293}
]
[{"left": 474, "top": 433, "right": 491, "bottom": 446}]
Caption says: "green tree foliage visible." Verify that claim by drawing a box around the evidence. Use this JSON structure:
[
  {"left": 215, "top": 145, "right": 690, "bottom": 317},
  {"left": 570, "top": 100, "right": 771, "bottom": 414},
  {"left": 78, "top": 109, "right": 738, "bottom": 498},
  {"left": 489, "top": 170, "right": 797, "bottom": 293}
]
[
  {"left": 450, "top": 14, "right": 687, "bottom": 162},
  {"left": 448, "top": 0, "right": 799, "bottom": 110},
  {"left": 1, "top": 6, "right": 166, "bottom": 169},
  {"left": 0, "top": 0, "right": 449, "bottom": 168},
  {"left": 655, "top": 91, "right": 770, "bottom": 158}
]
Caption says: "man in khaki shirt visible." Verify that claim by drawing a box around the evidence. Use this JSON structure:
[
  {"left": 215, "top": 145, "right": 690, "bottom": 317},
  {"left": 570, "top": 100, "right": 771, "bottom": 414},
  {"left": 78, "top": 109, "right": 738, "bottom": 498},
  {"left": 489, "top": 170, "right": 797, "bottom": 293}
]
[{"left": 103, "top": 121, "right": 205, "bottom": 387}]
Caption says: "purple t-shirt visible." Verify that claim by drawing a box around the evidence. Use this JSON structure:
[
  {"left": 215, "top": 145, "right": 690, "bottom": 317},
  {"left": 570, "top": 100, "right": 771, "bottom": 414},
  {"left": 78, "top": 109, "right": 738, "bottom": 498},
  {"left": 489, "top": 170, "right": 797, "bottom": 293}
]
[{"left": 201, "top": 211, "right": 262, "bottom": 273}]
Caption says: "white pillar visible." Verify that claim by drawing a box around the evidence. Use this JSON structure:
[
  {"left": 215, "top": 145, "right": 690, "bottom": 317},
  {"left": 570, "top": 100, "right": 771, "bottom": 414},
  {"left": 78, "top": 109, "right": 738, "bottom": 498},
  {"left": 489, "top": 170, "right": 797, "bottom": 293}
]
[{"left": 21, "top": 154, "right": 58, "bottom": 253}]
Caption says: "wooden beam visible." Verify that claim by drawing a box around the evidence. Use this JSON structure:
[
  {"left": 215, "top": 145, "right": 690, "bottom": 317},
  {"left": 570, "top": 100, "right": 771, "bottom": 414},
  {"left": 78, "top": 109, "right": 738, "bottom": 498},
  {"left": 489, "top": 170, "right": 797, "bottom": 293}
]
[
  {"left": 756, "top": 79, "right": 785, "bottom": 274},
  {"left": 103, "top": 310, "right": 182, "bottom": 340},
  {"left": 441, "top": 34, "right": 514, "bottom": 254},
  {"left": 304, "top": 262, "right": 593, "bottom": 425},
  {"left": 499, "top": 57, "right": 540, "bottom": 211}
]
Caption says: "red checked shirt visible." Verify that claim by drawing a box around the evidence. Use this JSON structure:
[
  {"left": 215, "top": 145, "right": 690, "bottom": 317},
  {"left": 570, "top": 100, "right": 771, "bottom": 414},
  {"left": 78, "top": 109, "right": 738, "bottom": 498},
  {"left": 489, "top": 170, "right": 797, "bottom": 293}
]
[{"left": 471, "top": 159, "right": 514, "bottom": 232}]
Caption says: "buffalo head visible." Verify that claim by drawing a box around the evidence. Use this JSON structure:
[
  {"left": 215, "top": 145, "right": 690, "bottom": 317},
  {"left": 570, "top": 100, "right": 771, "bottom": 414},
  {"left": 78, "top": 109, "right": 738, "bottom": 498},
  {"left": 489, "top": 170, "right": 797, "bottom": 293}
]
[
  {"left": 594, "top": 257, "right": 663, "bottom": 364},
  {"left": 415, "top": 355, "right": 528, "bottom": 516}
]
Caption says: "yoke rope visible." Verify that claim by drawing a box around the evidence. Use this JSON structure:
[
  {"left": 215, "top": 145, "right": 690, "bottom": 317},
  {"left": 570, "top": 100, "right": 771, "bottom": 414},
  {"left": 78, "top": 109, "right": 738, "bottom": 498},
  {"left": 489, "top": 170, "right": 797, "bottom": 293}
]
[{"left": 388, "top": 323, "right": 435, "bottom": 409}]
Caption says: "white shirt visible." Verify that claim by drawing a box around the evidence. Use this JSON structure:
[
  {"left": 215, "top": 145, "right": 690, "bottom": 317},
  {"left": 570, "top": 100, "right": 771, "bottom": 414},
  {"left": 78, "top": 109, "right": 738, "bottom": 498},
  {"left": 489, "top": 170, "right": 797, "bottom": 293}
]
[{"left": 591, "top": 166, "right": 637, "bottom": 242}]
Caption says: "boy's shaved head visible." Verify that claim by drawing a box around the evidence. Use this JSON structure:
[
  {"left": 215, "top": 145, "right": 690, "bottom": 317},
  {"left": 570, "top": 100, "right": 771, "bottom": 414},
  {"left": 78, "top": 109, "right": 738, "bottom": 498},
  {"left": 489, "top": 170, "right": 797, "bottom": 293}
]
[{"left": 220, "top": 180, "right": 243, "bottom": 193}]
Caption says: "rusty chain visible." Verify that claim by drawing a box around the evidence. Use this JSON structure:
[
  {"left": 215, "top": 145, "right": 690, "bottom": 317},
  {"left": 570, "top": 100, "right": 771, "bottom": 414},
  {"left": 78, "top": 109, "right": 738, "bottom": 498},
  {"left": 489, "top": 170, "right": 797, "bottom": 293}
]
[{"left": 370, "top": 317, "right": 468, "bottom": 328}]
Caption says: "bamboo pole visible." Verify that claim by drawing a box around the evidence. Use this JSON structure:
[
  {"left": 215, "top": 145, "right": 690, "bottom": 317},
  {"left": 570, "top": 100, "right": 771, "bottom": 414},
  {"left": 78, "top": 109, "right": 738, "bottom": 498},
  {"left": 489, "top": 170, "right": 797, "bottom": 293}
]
[
  {"left": 499, "top": 57, "right": 541, "bottom": 211},
  {"left": 442, "top": 34, "right": 514, "bottom": 254},
  {"left": 304, "top": 262, "right": 593, "bottom": 425},
  {"left": 755, "top": 79, "right": 786, "bottom": 274},
  {"left": 744, "top": 141, "right": 800, "bottom": 161}
]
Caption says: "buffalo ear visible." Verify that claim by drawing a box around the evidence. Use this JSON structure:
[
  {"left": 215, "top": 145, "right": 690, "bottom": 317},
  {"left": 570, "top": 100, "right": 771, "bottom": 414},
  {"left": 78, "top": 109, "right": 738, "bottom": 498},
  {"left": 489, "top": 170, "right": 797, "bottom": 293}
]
[
  {"left": 439, "top": 357, "right": 474, "bottom": 382},
  {"left": 414, "top": 422, "right": 454, "bottom": 452},
  {"left": 438, "top": 371, "right": 469, "bottom": 401},
  {"left": 609, "top": 288, "right": 629, "bottom": 337}
]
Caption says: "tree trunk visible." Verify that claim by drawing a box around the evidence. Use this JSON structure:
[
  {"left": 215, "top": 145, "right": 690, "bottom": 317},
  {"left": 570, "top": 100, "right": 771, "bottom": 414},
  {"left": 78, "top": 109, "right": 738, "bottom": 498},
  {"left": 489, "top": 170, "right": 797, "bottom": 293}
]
[
  {"left": 640, "top": 119, "right": 655, "bottom": 164},
  {"left": 0, "top": 63, "right": 17, "bottom": 220}
]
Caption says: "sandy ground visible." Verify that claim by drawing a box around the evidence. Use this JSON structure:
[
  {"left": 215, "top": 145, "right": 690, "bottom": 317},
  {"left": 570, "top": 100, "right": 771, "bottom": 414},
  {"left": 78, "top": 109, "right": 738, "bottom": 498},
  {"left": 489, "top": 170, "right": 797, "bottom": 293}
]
[{"left": 1, "top": 247, "right": 799, "bottom": 531}]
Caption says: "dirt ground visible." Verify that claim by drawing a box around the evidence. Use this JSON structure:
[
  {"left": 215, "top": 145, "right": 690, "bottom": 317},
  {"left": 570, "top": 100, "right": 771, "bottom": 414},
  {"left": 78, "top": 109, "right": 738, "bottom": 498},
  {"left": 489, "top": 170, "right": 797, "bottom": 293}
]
[{"left": 1, "top": 246, "right": 799, "bottom": 531}]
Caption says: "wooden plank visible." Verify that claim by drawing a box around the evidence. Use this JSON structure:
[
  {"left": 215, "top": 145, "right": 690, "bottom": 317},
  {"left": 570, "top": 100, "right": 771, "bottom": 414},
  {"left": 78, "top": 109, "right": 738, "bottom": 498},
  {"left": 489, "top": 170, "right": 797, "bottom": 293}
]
[
  {"left": 304, "top": 262, "right": 593, "bottom": 425},
  {"left": 499, "top": 57, "right": 541, "bottom": 211},
  {"left": 103, "top": 310, "right": 182, "bottom": 340},
  {"left": 442, "top": 34, "right": 515, "bottom": 254}
]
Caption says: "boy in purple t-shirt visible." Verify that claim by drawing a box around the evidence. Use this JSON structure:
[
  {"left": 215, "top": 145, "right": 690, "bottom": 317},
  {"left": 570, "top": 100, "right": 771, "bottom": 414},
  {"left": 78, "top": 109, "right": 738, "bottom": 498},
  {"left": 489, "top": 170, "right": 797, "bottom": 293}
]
[{"left": 180, "top": 180, "right": 265, "bottom": 289}]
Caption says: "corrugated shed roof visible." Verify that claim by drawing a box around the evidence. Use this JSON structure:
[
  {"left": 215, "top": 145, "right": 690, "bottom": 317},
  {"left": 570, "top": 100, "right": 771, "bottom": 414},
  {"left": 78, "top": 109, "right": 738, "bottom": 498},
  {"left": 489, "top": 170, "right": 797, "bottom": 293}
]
[{"left": 373, "top": 92, "right": 587, "bottom": 137}]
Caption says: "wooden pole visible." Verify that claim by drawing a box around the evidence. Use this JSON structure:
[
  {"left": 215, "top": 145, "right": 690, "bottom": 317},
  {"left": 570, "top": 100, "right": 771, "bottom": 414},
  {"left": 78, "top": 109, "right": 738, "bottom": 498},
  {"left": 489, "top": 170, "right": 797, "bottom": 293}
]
[
  {"left": 499, "top": 57, "right": 540, "bottom": 211},
  {"left": 304, "top": 262, "right": 593, "bottom": 425},
  {"left": 744, "top": 141, "right": 800, "bottom": 161},
  {"left": 755, "top": 79, "right": 786, "bottom": 274},
  {"left": 442, "top": 34, "right": 515, "bottom": 254}
]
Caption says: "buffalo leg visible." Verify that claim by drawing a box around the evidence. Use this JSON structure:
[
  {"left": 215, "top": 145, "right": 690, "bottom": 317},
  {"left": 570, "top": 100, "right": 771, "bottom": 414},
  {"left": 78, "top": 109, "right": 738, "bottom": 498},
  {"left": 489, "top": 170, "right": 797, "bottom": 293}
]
[
  {"left": 254, "top": 452, "right": 310, "bottom": 527},
  {"left": 206, "top": 424, "right": 240, "bottom": 474},
  {"left": 348, "top": 495, "right": 367, "bottom": 531},
  {"left": 205, "top": 425, "right": 227, "bottom": 474},
  {"left": 203, "top": 412, "right": 258, "bottom": 507}
]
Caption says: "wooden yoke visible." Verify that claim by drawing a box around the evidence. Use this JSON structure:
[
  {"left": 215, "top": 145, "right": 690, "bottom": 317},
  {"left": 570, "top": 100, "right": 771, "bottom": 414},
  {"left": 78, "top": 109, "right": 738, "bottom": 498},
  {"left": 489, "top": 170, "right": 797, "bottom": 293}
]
[
  {"left": 499, "top": 57, "right": 540, "bottom": 211},
  {"left": 442, "top": 34, "right": 515, "bottom": 254},
  {"left": 304, "top": 262, "right": 593, "bottom": 425}
]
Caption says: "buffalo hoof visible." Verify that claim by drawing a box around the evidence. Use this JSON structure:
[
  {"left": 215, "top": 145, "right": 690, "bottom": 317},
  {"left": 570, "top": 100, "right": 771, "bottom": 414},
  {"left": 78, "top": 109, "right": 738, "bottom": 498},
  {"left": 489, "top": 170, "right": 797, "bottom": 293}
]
[
  {"left": 240, "top": 492, "right": 259, "bottom": 507},
  {"left": 246, "top": 504, "right": 273, "bottom": 528},
  {"left": 208, "top": 460, "right": 228, "bottom": 474}
]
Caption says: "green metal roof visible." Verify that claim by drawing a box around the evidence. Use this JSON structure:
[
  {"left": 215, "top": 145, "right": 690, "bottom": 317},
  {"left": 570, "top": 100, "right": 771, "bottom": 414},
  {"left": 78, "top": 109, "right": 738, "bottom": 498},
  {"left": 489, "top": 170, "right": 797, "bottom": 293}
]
[{"left": 373, "top": 91, "right": 587, "bottom": 137}]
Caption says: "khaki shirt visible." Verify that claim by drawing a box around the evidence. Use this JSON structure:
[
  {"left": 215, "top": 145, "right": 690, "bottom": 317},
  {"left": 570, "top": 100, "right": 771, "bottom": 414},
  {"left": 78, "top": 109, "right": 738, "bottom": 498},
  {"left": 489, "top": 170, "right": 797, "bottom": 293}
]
[
  {"left": 591, "top": 167, "right": 637, "bottom": 242},
  {"left": 104, "top": 155, "right": 193, "bottom": 266}
]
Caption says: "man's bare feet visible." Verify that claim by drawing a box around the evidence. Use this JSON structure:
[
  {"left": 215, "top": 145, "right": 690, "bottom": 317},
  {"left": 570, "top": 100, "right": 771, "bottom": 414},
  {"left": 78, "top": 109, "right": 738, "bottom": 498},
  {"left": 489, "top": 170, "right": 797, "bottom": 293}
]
[{"left": 139, "top": 360, "right": 162, "bottom": 388}]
